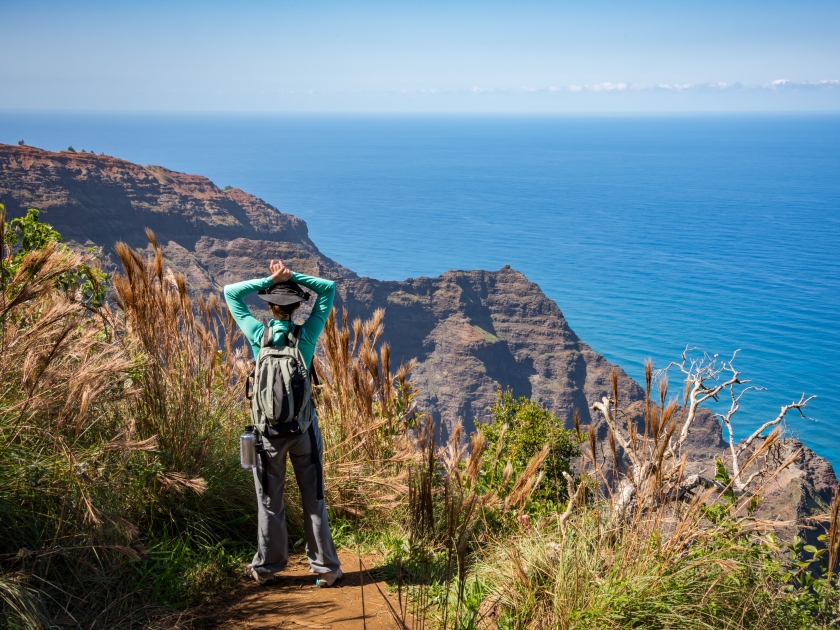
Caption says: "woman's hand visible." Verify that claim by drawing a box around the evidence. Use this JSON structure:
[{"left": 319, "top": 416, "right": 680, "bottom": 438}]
[{"left": 269, "top": 260, "right": 293, "bottom": 283}]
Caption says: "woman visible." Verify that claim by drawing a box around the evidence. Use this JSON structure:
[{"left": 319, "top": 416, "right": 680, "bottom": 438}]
[{"left": 224, "top": 260, "right": 342, "bottom": 587}]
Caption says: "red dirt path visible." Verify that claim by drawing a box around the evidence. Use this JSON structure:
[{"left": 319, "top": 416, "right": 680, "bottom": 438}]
[{"left": 218, "top": 550, "right": 408, "bottom": 630}]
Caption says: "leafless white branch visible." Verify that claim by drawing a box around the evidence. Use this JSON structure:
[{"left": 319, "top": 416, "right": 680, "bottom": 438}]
[
  {"left": 738, "top": 393, "right": 816, "bottom": 457},
  {"left": 577, "top": 348, "right": 815, "bottom": 525},
  {"left": 592, "top": 395, "right": 640, "bottom": 470}
]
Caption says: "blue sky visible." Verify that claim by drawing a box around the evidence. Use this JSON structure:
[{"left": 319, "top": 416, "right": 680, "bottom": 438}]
[{"left": 2, "top": 0, "right": 839, "bottom": 112}]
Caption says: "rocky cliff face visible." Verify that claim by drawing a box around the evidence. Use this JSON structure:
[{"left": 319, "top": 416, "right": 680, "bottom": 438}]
[
  {"left": 336, "top": 269, "right": 644, "bottom": 434},
  {"left": 0, "top": 144, "right": 355, "bottom": 286},
  {"left": 1, "top": 143, "right": 835, "bottom": 532}
]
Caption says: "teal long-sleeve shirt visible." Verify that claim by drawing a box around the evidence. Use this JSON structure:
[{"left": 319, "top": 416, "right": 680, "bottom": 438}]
[{"left": 223, "top": 272, "right": 336, "bottom": 369}]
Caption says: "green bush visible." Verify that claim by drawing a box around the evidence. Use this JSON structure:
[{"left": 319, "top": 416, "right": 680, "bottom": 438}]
[
  {"left": 134, "top": 536, "right": 245, "bottom": 607},
  {"left": 483, "top": 388, "right": 580, "bottom": 512},
  {"left": 1, "top": 205, "right": 108, "bottom": 307}
]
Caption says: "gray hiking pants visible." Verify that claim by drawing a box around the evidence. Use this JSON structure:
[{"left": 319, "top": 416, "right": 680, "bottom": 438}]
[{"left": 250, "top": 417, "right": 341, "bottom": 576}]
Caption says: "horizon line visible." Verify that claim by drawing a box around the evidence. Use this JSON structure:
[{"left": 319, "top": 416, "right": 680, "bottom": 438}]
[{"left": 3, "top": 108, "right": 840, "bottom": 116}]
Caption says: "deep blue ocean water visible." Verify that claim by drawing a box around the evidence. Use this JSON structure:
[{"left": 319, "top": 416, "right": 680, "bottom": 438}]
[{"left": 1, "top": 113, "right": 839, "bottom": 466}]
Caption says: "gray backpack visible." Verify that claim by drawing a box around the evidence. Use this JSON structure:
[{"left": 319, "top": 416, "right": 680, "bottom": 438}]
[
  {"left": 250, "top": 323, "right": 314, "bottom": 437},
  {"left": 248, "top": 323, "right": 323, "bottom": 499}
]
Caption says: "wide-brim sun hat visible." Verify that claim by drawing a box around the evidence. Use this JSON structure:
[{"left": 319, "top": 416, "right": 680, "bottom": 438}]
[{"left": 257, "top": 281, "right": 311, "bottom": 306}]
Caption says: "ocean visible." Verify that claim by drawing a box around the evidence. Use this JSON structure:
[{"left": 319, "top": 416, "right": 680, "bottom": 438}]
[{"left": 1, "top": 112, "right": 838, "bottom": 466}]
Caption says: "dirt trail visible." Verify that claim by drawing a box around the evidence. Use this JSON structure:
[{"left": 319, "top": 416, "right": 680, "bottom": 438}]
[{"left": 219, "top": 550, "right": 408, "bottom": 630}]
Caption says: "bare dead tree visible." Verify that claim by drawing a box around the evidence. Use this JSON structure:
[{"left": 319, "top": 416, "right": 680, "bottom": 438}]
[{"left": 580, "top": 348, "right": 814, "bottom": 521}]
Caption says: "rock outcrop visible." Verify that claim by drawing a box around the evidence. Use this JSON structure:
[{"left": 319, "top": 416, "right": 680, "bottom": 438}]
[
  {"left": 1, "top": 143, "right": 834, "bottom": 533},
  {"left": 336, "top": 269, "right": 644, "bottom": 434}
]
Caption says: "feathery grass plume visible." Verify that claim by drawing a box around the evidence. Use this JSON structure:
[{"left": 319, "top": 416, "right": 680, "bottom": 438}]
[
  {"left": 315, "top": 308, "right": 418, "bottom": 524},
  {"left": 644, "top": 358, "right": 653, "bottom": 441},
  {"left": 0, "top": 238, "right": 139, "bottom": 624},
  {"left": 587, "top": 423, "right": 598, "bottom": 470},
  {"left": 506, "top": 445, "right": 549, "bottom": 510},
  {"left": 465, "top": 431, "right": 486, "bottom": 482},
  {"left": 608, "top": 428, "right": 620, "bottom": 474},
  {"left": 827, "top": 490, "right": 840, "bottom": 584},
  {"left": 611, "top": 367, "right": 620, "bottom": 424},
  {"left": 501, "top": 461, "right": 513, "bottom": 486},
  {"left": 111, "top": 235, "right": 247, "bottom": 479}
]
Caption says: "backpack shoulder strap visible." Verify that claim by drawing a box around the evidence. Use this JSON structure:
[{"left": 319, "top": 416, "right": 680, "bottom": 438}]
[
  {"left": 286, "top": 323, "right": 303, "bottom": 349},
  {"left": 309, "top": 358, "right": 320, "bottom": 387},
  {"left": 261, "top": 322, "right": 274, "bottom": 348}
]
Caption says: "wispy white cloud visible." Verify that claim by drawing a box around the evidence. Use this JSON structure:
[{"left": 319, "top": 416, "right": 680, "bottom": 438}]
[
  {"left": 556, "top": 80, "right": 839, "bottom": 93},
  {"left": 379, "top": 79, "right": 840, "bottom": 98},
  {"left": 588, "top": 82, "right": 628, "bottom": 92},
  {"left": 766, "top": 79, "right": 840, "bottom": 90}
]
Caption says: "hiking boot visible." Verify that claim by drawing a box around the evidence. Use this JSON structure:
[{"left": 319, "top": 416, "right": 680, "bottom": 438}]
[
  {"left": 316, "top": 568, "right": 343, "bottom": 588},
  {"left": 246, "top": 566, "right": 274, "bottom": 585}
]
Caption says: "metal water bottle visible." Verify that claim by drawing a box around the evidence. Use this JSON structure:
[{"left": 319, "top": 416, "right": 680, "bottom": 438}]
[{"left": 240, "top": 425, "right": 257, "bottom": 470}]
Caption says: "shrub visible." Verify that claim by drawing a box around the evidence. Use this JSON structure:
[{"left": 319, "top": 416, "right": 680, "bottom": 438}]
[
  {"left": 2, "top": 206, "right": 108, "bottom": 307},
  {"left": 483, "top": 388, "right": 580, "bottom": 512}
]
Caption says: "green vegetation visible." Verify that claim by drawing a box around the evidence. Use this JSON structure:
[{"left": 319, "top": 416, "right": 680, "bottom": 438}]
[
  {"left": 483, "top": 388, "right": 580, "bottom": 512},
  {"left": 2, "top": 208, "right": 108, "bottom": 307},
  {"left": 1, "top": 205, "right": 838, "bottom": 629},
  {"left": 0, "top": 204, "right": 256, "bottom": 628},
  {"left": 0, "top": 204, "right": 423, "bottom": 628}
]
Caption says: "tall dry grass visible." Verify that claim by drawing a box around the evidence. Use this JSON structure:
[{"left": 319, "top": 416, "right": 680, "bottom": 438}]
[
  {"left": 1, "top": 228, "right": 255, "bottom": 628},
  {"left": 467, "top": 367, "right": 831, "bottom": 630},
  {"left": 401, "top": 414, "right": 557, "bottom": 630},
  {"left": 0, "top": 240, "right": 137, "bottom": 627},
  {"left": 310, "top": 308, "right": 562, "bottom": 628},
  {"left": 315, "top": 307, "right": 418, "bottom": 522},
  {"left": 111, "top": 231, "right": 246, "bottom": 483},
  {"left": 0, "top": 217, "right": 443, "bottom": 626}
]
